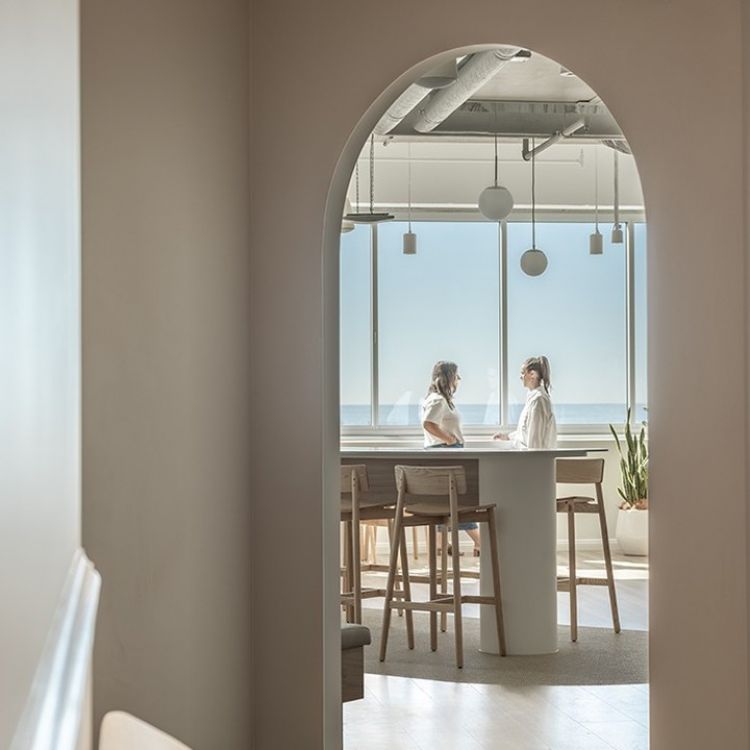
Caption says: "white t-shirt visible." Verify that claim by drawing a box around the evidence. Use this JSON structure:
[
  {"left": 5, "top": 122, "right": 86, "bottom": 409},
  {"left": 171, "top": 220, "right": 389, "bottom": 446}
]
[
  {"left": 422, "top": 392, "right": 464, "bottom": 448},
  {"left": 510, "top": 387, "right": 557, "bottom": 449}
]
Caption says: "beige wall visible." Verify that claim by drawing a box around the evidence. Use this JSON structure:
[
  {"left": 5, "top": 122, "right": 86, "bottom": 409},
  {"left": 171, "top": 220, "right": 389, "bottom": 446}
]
[
  {"left": 250, "top": 1, "right": 748, "bottom": 748},
  {"left": 0, "top": 1, "right": 81, "bottom": 746},
  {"left": 81, "top": 2, "right": 253, "bottom": 748}
]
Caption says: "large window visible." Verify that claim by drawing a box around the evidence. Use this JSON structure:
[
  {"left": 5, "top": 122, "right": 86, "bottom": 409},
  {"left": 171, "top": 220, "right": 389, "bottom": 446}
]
[
  {"left": 340, "top": 218, "right": 647, "bottom": 431},
  {"left": 378, "top": 222, "right": 499, "bottom": 426},
  {"left": 507, "top": 223, "right": 627, "bottom": 425}
]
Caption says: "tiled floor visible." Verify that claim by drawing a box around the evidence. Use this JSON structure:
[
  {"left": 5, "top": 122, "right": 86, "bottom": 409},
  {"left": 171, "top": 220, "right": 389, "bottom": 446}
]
[{"left": 345, "top": 545, "right": 649, "bottom": 749}]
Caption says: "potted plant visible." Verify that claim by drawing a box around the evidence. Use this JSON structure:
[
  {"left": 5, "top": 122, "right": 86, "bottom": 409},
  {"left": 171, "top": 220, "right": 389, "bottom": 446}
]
[{"left": 609, "top": 409, "right": 648, "bottom": 556}]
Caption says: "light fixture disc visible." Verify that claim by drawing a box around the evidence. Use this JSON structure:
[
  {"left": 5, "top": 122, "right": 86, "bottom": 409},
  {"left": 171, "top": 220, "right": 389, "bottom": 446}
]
[
  {"left": 478, "top": 185, "right": 514, "bottom": 221},
  {"left": 520, "top": 248, "right": 548, "bottom": 276},
  {"left": 611, "top": 224, "right": 624, "bottom": 244},
  {"left": 402, "top": 232, "right": 417, "bottom": 255},
  {"left": 589, "top": 231, "right": 604, "bottom": 255},
  {"left": 344, "top": 212, "right": 395, "bottom": 224}
]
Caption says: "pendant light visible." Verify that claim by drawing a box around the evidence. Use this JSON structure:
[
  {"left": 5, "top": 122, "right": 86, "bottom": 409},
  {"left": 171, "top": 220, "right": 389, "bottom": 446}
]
[
  {"left": 589, "top": 147, "right": 603, "bottom": 254},
  {"left": 345, "top": 135, "right": 394, "bottom": 224},
  {"left": 611, "top": 149, "right": 624, "bottom": 243},
  {"left": 520, "top": 139, "right": 548, "bottom": 276},
  {"left": 402, "top": 143, "right": 417, "bottom": 254},
  {"left": 478, "top": 133, "right": 514, "bottom": 221}
]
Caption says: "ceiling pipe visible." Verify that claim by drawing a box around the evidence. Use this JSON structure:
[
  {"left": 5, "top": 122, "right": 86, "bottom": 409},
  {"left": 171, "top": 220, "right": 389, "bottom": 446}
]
[
  {"left": 373, "top": 84, "right": 432, "bottom": 136},
  {"left": 521, "top": 119, "right": 586, "bottom": 160},
  {"left": 412, "top": 47, "right": 521, "bottom": 133}
]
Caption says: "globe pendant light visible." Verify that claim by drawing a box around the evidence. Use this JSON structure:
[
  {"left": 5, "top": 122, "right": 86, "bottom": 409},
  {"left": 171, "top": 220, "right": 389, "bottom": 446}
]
[
  {"left": 611, "top": 149, "right": 624, "bottom": 243},
  {"left": 478, "top": 133, "right": 514, "bottom": 221},
  {"left": 520, "top": 139, "right": 548, "bottom": 277},
  {"left": 345, "top": 135, "right": 394, "bottom": 224},
  {"left": 402, "top": 143, "right": 417, "bottom": 254},
  {"left": 590, "top": 147, "right": 603, "bottom": 254}
]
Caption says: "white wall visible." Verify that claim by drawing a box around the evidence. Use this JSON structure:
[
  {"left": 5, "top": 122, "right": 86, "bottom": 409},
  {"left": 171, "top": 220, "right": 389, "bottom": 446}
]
[
  {"left": 0, "top": 0, "right": 81, "bottom": 746},
  {"left": 81, "top": 2, "right": 253, "bottom": 748}
]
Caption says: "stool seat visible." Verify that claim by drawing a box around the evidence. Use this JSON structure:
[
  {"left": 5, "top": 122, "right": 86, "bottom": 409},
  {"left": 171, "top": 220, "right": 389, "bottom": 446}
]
[
  {"left": 405, "top": 502, "right": 494, "bottom": 517},
  {"left": 556, "top": 496, "right": 599, "bottom": 513}
]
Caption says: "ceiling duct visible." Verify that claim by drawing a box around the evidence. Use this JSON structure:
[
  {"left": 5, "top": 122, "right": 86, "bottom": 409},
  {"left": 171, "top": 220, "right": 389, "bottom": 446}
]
[
  {"left": 412, "top": 47, "right": 521, "bottom": 133},
  {"left": 373, "top": 84, "right": 431, "bottom": 135}
]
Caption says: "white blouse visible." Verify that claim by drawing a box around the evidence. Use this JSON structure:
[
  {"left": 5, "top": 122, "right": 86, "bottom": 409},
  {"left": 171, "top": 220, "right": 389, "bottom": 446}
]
[
  {"left": 422, "top": 392, "right": 464, "bottom": 448},
  {"left": 510, "top": 387, "right": 557, "bottom": 449}
]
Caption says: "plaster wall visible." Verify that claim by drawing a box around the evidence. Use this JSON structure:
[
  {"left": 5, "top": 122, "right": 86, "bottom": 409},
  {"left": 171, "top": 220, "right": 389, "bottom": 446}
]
[
  {"left": 250, "top": 1, "right": 748, "bottom": 748},
  {"left": 81, "top": 2, "right": 253, "bottom": 748},
  {"left": 0, "top": 1, "right": 81, "bottom": 746}
]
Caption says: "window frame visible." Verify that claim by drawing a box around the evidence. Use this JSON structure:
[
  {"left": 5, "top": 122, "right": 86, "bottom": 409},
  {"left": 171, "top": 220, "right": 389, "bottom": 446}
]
[{"left": 340, "top": 209, "right": 646, "bottom": 437}]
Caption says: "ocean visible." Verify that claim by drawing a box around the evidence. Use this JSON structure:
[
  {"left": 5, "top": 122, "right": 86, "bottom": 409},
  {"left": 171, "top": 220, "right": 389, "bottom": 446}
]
[{"left": 341, "top": 403, "right": 648, "bottom": 427}]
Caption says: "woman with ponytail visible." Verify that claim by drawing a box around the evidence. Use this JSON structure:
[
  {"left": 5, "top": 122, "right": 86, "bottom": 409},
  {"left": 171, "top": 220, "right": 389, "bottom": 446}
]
[{"left": 494, "top": 356, "right": 557, "bottom": 449}]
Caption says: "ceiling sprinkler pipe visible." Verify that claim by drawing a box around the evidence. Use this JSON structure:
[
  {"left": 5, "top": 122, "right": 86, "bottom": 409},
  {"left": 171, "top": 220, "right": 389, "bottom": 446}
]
[
  {"left": 412, "top": 47, "right": 521, "bottom": 133},
  {"left": 522, "top": 119, "right": 586, "bottom": 161}
]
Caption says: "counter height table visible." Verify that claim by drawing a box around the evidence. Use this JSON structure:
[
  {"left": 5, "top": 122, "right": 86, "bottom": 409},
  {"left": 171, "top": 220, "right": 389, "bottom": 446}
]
[{"left": 341, "top": 442, "right": 594, "bottom": 655}]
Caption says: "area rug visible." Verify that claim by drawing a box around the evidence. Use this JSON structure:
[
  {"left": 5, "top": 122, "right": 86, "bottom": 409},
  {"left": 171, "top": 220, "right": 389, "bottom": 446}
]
[{"left": 362, "top": 609, "right": 648, "bottom": 686}]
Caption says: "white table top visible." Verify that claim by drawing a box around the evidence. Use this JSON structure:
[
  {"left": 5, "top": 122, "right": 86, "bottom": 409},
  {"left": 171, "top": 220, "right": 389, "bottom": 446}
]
[{"left": 341, "top": 442, "right": 600, "bottom": 459}]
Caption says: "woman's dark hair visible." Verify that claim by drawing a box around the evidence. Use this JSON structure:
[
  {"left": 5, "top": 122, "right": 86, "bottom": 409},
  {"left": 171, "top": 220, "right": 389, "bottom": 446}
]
[
  {"left": 427, "top": 360, "right": 459, "bottom": 409},
  {"left": 523, "top": 356, "right": 552, "bottom": 394}
]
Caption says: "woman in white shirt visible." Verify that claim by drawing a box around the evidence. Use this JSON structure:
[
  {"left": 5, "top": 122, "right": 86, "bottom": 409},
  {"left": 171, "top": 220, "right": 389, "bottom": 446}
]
[
  {"left": 494, "top": 356, "right": 557, "bottom": 449},
  {"left": 422, "top": 361, "right": 481, "bottom": 554}
]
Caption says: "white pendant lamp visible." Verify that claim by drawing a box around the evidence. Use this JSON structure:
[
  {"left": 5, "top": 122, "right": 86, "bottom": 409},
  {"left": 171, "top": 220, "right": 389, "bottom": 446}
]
[
  {"left": 611, "top": 149, "right": 624, "bottom": 243},
  {"left": 345, "top": 135, "right": 395, "bottom": 224},
  {"left": 520, "top": 139, "right": 548, "bottom": 276},
  {"left": 590, "top": 147, "right": 603, "bottom": 255},
  {"left": 341, "top": 198, "right": 355, "bottom": 233},
  {"left": 402, "top": 143, "right": 417, "bottom": 254},
  {"left": 478, "top": 133, "right": 514, "bottom": 221}
]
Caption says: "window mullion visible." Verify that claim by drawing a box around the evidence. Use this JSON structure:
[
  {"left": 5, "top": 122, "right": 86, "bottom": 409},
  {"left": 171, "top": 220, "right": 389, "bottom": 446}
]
[
  {"left": 370, "top": 223, "right": 379, "bottom": 428},
  {"left": 500, "top": 220, "right": 509, "bottom": 427},
  {"left": 626, "top": 221, "right": 636, "bottom": 424}
]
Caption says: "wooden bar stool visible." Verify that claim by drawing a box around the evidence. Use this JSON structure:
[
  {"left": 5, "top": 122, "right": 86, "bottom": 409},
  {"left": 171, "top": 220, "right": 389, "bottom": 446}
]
[
  {"left": 380, "top": 465, "right": 506, "bottom": 668},
  {"left": 556, "top": 457, "right": 621, "bottom": 642},
  {"left": 340, "top": 464, "right": 403, "bottom": 625}
]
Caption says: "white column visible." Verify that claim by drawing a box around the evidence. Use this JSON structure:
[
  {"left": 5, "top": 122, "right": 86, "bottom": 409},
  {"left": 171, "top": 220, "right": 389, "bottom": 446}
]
[{"left": 479, "top": 453, "right": 558, "bottom": 655}]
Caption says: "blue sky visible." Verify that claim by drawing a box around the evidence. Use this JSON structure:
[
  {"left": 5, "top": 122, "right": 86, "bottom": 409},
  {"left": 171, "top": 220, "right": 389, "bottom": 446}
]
[{"left": 340, "top": 220, "right": 646, "bottom": 416}]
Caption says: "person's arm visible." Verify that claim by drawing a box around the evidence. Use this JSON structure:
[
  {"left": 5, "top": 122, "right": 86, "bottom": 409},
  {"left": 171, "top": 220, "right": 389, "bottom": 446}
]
[
  {"left": 525, "top": 398, "right": 548, "bottom": 449},
  {"left": 423, "top": 420, "right": 458, "bottom": 445}
]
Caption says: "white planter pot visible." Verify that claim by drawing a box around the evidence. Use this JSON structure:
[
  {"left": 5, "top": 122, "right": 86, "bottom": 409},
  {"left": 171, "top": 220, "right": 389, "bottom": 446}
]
[{"left": 616, "top": 508, "right": 649, "bottom": 556}]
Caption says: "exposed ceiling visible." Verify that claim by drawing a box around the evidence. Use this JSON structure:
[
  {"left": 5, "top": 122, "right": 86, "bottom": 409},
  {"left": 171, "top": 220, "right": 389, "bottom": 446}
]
[{"left": 383, "top": 49, "right": 623, "bottom": 143}]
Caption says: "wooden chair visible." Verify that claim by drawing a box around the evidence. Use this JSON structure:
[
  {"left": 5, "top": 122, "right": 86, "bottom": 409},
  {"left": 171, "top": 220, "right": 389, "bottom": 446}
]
[
  {"left": 556, "top": 457, "right": 621, "bottom": 642},
  {"left": 380, "top": 465, "right": 506, "bottom": 668},
  {"left": 340, "top": 464, "right": 399, "bottom": 624}
]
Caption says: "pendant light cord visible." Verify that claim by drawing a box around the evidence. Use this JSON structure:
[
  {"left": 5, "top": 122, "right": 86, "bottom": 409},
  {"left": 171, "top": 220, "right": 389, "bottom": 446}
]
[
  {"left": 407, "top": 142, "right": 413, "bottom": 232},
  {"left": 613, "top": 149, "right": 619, "bottom": 226},
  {"left": 531, "top": 138, "right": 536, "bottom": 250},
  {"left": 369, "top": 134, "right": 375, "bottom": 215},
  {"left": 494, "top": 133, "right": 498, "bottom": 187},
  {"left": 594, "top": 147, "right": 599, "bottom": 231}
]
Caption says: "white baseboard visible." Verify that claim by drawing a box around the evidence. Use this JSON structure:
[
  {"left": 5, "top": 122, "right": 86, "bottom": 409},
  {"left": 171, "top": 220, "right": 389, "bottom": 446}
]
[{"left": 11, "top": 549, "right": 101, "bottom": 750}]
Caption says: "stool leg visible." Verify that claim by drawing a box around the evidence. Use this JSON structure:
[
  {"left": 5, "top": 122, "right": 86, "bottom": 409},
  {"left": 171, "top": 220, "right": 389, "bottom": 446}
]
[
  {"left": 388, "top": 521, "right": 403, "bottom": 617},
  {"left": 413, "top": 526, "right": 419, "bottom": 561},
  {"left": 440, "top": 528, "right": 448, "bottom": 632},
  {"left": 486, "top": 509, "right": 507, "bottom": 656},
  {"left": 450, "top": 518, "right": 463, "bottom": 668},
  {"left": 399, "top": 526, "right": 415, "bottom": 650},
  {"left": 598, "top": 505, "right": 621, "bottom": 634},
  {"left": 352, "top": 517, "right": 362, "bottom": 625},
  {"left": 344, "top": 521, "right": 354, "bottom": 623},
  {"left": 567, "top": 504, "right": 578, "bottom": 642},
  {"left": 429, "top": 524, "right": 437, "bottom": 651},
  {"left": 379, "top": 513, "right": 403, "bottom": 662}
]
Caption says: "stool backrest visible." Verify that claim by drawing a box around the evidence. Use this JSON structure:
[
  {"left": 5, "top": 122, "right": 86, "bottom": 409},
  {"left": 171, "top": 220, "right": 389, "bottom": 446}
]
[
  {"left": 394, "top": 465, "right": 467, "bottom": 496},
  {"left": 556, "top": 458, "right": 605, "bottom": 485},
  {"left": 341, "top": 464, "right": 369, "bottom": 495}
]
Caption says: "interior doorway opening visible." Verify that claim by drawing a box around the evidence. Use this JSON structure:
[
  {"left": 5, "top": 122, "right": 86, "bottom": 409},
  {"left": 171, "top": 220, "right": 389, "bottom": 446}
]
[{"left": 326, "top": 44, "right": 649, "bottom": 749}]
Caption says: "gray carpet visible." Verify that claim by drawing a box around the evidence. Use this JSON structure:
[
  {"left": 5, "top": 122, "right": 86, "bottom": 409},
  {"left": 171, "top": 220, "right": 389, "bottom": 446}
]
[{"left": 362, "top": 609, "right": 648, "bottom": 686}]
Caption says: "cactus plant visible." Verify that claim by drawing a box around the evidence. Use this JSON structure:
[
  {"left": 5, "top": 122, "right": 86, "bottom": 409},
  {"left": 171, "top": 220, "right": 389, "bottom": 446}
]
[{"left": 609, "top": 408, "right": 648, "bottom": 510}]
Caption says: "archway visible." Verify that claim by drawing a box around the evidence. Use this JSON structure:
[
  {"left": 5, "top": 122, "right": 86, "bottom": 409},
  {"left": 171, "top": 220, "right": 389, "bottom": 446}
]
[{"left": 325, "top": 46, "right": 648, "bottom": 748}]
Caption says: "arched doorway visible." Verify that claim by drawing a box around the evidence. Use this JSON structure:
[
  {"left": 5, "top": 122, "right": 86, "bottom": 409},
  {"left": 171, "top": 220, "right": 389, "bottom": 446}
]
[{"left": 329, "top": 45, "right": 648, "bottom": 748}]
